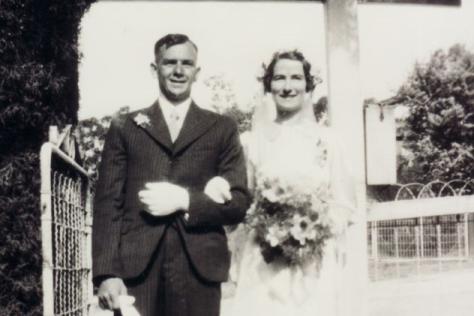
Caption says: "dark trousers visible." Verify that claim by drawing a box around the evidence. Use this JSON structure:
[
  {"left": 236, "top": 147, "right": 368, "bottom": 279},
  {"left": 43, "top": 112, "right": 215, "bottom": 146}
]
[{"left": 125, "top": 225, "right": 221, "bottom": 316}]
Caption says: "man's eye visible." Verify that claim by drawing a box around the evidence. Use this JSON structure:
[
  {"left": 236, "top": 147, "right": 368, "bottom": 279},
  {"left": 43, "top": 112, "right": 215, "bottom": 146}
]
[{"left": 162, "top": 60, "right": 177, "bottom": 65}]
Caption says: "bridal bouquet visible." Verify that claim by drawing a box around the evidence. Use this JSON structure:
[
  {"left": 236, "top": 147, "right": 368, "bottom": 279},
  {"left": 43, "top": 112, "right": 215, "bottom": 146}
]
[{"left": 246, "top": 138, "right": 342, "bottom": 266}]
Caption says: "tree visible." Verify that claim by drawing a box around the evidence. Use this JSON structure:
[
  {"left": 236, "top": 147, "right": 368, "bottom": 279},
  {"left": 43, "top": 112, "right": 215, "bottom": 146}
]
[
  {"left": 77, "top": 106, "right": 129, "bottom": 182},
  {"left": 396, "top": 44, "right": 474, "bottom": 185},
  {"left": 203, "top": 75, "right": 253, "bottom": 133},
  {"left": 0, "top": 1, "right": 96, "bottom": 314}
]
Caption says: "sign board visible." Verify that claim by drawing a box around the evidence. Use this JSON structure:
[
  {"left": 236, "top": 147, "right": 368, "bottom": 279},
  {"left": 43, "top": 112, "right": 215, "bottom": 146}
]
[{"left": 365, "top": 104, "right": 397, "bottom": 185}]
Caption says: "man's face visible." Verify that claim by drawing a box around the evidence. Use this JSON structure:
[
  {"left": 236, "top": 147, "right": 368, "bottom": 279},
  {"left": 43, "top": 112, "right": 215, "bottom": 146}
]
[{"left": 156, "top": 42, "right": 200, "bottom": 103}]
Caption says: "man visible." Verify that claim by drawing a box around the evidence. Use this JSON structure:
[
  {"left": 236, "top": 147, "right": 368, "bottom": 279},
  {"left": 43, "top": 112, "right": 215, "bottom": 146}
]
[{"left": 92, "top": 33, "right": 250, "bottom": 316}]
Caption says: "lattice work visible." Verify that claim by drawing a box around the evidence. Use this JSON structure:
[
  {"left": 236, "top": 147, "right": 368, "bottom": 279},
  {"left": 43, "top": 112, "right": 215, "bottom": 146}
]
[
  {"left": 368, "top": 214, "right": 471, "bottom": 281},
  {"left": 51, "top": 171, "right": 91, "bottom": 315},
  {"left": 41, "top": 143, "right": 93, "bottom": 316}
]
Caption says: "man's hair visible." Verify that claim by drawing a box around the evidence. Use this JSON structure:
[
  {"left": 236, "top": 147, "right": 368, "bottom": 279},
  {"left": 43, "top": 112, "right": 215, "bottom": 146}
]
[
  {"left": 261, "top": 50, "right": 317, "bottom": 93},
  {"left": 154, "top": 33, "right": 198, "bottom": 62}
]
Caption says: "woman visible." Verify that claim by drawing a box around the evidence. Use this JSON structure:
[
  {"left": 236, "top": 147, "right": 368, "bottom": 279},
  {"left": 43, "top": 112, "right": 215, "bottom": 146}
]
[{"left": 224, "top": 50, "right": 356, "bottom": 316}]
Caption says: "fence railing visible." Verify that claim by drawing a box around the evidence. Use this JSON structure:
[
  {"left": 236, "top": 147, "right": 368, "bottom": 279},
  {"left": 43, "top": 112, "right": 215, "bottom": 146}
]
[
  {"left": 40, "top": 142, "right": 93, "bottom": 316},
  {"left": 367, "top": 193, "right": 474, "bottom": 281}
]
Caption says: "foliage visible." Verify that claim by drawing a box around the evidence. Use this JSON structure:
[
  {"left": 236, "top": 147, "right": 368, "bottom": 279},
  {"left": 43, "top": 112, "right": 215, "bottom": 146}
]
[
  {"left": 396, "top": 44, "right": 474, "bottom": 184},
  {"left": 0, "top": 0, "right": 96, "bottom": 314},
  {"left": 203, "top": 75, "right": 254, "bottom": 133},
  {"left": 313, "top": 96, "right": 328, "bottom": 126},
  {"left": 77, "top": 107, "right": 129, "bottom": 182}
]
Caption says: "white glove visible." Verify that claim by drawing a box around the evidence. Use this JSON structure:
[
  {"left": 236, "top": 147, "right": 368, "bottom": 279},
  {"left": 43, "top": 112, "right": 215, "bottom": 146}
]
[
  {"left": 204, "top": 176, "right": 231, "bottom": 204},
  {"left": 139, "top": 182, "right": 189, "bottom": 217},
  {"left": 90, "top": 295, "right": 139, "bottom": 316}
]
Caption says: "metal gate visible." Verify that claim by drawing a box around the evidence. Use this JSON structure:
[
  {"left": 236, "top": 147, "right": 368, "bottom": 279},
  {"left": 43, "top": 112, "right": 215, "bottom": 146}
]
[{"left": 40, "top": 138, "right": 93, "bottom": 316}]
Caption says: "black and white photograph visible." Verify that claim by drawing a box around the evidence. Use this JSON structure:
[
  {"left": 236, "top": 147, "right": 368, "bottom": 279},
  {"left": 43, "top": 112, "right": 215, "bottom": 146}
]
[{"left": 0, "top": 1, "right": 473, "bottom": 316}]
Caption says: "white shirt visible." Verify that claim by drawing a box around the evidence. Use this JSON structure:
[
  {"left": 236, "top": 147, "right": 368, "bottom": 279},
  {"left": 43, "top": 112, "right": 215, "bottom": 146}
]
[{"left": 158, "top": 93, "right": 191, "bottom": 141}]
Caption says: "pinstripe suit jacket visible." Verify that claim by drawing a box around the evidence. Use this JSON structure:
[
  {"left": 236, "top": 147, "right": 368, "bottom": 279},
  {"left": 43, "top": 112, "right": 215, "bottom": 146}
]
[{"left": 92, "top": 101, "right": 251, "bottom": 284}]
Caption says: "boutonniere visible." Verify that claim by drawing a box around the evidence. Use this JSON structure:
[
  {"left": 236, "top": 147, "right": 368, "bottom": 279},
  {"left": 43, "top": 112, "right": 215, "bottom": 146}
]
[{"left": 134, "top": 113, "right": 151, "bottom": 128}]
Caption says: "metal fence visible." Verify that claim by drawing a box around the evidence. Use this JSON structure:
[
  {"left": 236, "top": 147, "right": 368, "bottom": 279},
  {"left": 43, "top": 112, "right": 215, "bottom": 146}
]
[
  {"left": 367, "top": 181, "right": 474, "bottom": 281},
  {"left": 41, "top": 142, "right": 93, "bottom": 316}
]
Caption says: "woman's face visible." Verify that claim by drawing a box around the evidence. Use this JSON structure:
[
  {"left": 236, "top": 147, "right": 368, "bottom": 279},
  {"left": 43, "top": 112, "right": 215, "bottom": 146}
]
[{"left": 270, "top": 59, "right": 307, "bottom": 114}]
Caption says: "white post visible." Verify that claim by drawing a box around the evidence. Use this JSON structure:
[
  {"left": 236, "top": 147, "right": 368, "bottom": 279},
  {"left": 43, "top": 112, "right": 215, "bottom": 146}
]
[
  {"left": 464, "top": 213, "right": 469, "bottom": 258},
  {"left": 85, "top": 182, "right": 94, "bottom": 312},
  {"left": 394, "top": 227, "right": 400, "bottom": 278},
  {"left": 325, "top": 0, "right": 368, "bottom": 315},
  {"left": 371, "top": 222, "right": 379, "bottom": 280},
  {"left": 40, "top": 143, "right": 55, "bottom": 316},
  {"left": 420, "top": 217, "right": 424, "bottom": 258},
  {"left": 415, "top": 226, "right": 420, "bottom": 275},
  {"left": 437, "top": 224, "right": 442, "bottom": 272},
  {"left": 458, "top": 222, "right": 463, "bottom": 259}
]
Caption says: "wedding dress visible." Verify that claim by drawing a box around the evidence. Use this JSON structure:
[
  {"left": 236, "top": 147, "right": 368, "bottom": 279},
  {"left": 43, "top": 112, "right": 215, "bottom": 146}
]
[{"left": 223, "top": 119, "right": 355, "bottom": 316}]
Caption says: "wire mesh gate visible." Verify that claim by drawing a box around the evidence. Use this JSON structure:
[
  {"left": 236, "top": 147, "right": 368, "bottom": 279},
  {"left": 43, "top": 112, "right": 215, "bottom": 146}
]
[{"left": 41, "top": 142, "right": 93, "bottom": 316}]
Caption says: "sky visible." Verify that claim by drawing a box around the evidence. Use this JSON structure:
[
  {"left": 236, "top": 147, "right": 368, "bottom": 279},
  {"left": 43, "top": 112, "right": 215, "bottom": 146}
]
[{"left": 78, "top": 1, "right": 474, "bottom": 119}]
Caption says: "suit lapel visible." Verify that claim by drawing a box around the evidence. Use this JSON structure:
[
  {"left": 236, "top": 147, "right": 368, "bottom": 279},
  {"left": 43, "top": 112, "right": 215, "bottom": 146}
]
[
  {"left": 173, "top": 102, "right": 217, "bottom": 155},
  {"left": 136, "top": 101, "right": 173, "bottom": 152}
]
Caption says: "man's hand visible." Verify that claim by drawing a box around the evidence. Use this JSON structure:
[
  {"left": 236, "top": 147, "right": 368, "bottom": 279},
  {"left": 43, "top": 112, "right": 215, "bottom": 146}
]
[
  {"left": 204, "top": 176, "right": 231, "bottom": 204},
  {"left": 97, "top": 277, "right": 127, "bottom": 310},
  {"left": 139, "top": 182, "right": 189, "bottom": 217}
]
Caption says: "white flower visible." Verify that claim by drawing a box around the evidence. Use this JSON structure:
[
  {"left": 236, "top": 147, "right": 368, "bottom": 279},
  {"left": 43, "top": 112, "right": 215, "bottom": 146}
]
[
  {"left": 134, "top": 113, "right": 151, "bottom": 127},
  {"left": 261, "top": 187, "right": 280, "bottom": 203},
  {"left": 94, "top": 139, "right": 103, "bottom": 151},
  {"left": 85, "top": 149, "right": 95, "bottom": 158},
  {"left": 265, "top": 225, "right": 286, "bottom": 247},
  {"left": 290, "top": 214, "right": 317, "bottom": 246}
]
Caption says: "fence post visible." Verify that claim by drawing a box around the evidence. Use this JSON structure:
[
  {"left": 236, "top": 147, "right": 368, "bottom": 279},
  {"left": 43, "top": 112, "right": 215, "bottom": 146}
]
[
  {"left": 437, "top": 224, "right": 442, "bottom": 272},
  {"left": 464, "top": 213, "right": 469, "bottom": 258},
  {"left": 458, "top": 222, "right": 463, "bottom": 258},
  {"left": 371, "top": 222, "right": 378, "bottom": 281},
  {"left": 394, "top": 227, "right": 400, "bottom": 278},
  {"left": 40, "top": 144, "right": 54, "bottom": 316},
  {"left": 415, "top": 226, "right": 420, "bottom": 275},
  {"left": 420, "top": 217, "right": 424, "bottom": 259}
]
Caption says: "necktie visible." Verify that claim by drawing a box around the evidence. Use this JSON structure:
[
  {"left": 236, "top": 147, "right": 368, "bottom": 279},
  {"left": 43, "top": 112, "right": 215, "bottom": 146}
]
[{"left": 169, "top": 108, "right": 181, "bottom": 142}]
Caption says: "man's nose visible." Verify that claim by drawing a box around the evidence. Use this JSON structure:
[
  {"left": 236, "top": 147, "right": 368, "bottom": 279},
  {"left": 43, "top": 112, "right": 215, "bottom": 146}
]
[{"left": 173, "top": 63, "right": 184, "bottom": 75}]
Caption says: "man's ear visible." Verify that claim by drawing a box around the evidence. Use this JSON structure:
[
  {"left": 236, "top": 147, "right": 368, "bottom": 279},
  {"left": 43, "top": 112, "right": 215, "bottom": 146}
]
[
  {"left": 150, "top": 63, "right": 158, "bottom": 78},
  {"left": 193, "top": 66, "right": 201, "bottom": 82}
]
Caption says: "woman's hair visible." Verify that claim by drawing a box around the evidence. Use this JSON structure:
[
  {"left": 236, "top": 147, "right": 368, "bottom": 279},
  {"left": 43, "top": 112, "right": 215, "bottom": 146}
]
[{"left": 261, "top": 50, "right": 319, "bottom": 93}]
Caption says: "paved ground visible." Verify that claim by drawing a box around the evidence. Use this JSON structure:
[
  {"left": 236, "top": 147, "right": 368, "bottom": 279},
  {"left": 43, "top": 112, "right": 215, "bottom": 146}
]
[
  {"left": 369, "top": 268, "right": 474, "bottom": 316},
  {"left": 222, "top": 267, "right": 474, "bottom": 315}
]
